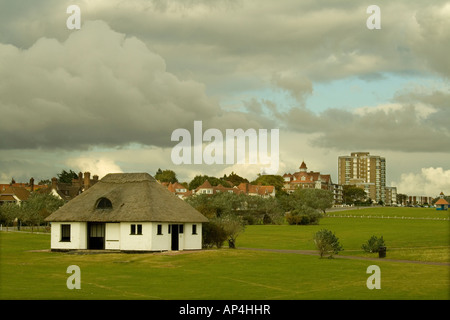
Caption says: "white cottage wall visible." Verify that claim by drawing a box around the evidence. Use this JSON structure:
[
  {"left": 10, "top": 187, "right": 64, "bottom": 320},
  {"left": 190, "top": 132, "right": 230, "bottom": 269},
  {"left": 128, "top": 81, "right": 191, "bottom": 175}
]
[
  {"left": 151, "top": 222, "right": 171, "bottom": 251},
  {"left": 50, "top": 221, "right": 203, "bottom": 252},
  {"left": 183, "top": 223, "right": 202, "bottom": 250},
  {"left": 119, "top": 222, "right": 153, "bottom": 251},
  {"left": 50, "top": 222, "right": 87, "bottom": 250}
]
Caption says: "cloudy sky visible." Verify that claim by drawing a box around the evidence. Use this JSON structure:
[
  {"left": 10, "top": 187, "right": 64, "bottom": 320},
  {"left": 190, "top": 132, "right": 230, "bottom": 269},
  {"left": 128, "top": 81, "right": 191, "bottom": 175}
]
[{"left": 0, "top": 0, "right": 449, "bottom": 196}]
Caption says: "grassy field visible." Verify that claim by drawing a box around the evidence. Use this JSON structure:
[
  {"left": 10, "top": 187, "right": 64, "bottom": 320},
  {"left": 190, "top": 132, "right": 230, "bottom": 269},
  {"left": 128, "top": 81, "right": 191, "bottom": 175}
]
[
  {"left": 239, "top": 216, "right": 450, "bottom": 262},
  {"left": 328, "top": 206, "right": 450, "bottom": 219},
  {"left": 0, "top": 207, "right": 449, "bottom": 300}
]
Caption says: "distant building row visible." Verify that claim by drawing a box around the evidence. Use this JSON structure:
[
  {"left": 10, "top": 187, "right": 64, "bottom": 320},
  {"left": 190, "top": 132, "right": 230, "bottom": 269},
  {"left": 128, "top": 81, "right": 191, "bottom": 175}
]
[
  {"left": 161, "top": 180, "right": 275, "bottom": 199},
  {"left": 0, "top": 172, "right": 98, "bottom": 205}
]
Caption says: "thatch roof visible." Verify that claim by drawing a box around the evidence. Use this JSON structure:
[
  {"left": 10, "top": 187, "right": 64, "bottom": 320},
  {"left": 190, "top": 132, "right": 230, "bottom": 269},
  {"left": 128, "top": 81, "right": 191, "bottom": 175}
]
[{"left": 45, "top": 173, "right": 208, "bottom": 223}]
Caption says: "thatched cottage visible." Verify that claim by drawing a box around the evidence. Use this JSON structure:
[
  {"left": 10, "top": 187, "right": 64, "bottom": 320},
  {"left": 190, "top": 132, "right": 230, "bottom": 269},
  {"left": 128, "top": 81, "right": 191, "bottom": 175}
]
[{"left": 45, "top": 173, "right": 208, "bottom": 252}]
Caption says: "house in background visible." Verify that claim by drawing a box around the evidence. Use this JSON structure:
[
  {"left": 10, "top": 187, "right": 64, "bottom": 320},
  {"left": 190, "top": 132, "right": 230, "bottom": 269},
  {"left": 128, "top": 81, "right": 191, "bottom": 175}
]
[
  {"left": 45, "top": 173, "right": 208, "bottom": 252},
  {"left": 435, "top": 192, "right": 449, "bottom": 211},
  {"left": 192, "top": 180, "right": 238, "bottom": 196},
  {"left": 0, "top": 178, "right": 49, "bottom": 205},
  {"left": 283, "top": 161, "right": 343, "bottom": 204},
  {"left": 0, "top": 177, "right": 48, "bottom": 194},
  {"left": 0, "top": 185, "right": 30, "bottom": 206},
  {"left": 49, "top": 172, "right": 99, "bottom": 201},
  {"left": 235, "top": 183, "right": 275, "bottom": 198},
  {"left": 189, "top": 180, "right": 276, "bottom": 198},
  {"left": 283, "top": 161, "right": 333, "bottom": 192},
  {"left": 166, "top": 182, "right": 192, "bottom": 199}
]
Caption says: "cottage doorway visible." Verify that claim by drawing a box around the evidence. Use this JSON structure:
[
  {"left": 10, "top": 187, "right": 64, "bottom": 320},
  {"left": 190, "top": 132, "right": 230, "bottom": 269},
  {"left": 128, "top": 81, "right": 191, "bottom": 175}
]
[
  {"left": 171, "top": 224, "right": 179, "bottom": 251},
  {"left": 88, "top": 222, "right": 105, "bottom": 249}
]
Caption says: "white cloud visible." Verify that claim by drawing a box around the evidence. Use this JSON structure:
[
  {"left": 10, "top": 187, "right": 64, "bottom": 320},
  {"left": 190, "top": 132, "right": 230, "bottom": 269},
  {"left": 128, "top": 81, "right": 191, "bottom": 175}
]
[
  {"left": 353, "top": 102, "right": 437, "bottom": 120},
  {"left": 392, "top": 167, "right": 450, "bottom": 196},
  {"left": 65, "top": 157, "right": 123, "bottom": 179}
]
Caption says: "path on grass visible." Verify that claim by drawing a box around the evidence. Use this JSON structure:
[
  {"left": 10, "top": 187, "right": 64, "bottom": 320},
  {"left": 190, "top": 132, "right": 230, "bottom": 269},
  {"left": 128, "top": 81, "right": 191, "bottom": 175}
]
[{"left": 238, "top": 247, "right": 450, "bottom": 266}]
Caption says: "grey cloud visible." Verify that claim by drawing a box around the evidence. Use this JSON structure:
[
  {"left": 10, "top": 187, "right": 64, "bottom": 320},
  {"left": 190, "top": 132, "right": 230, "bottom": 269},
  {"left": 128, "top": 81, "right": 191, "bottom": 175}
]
[
  {"left": 278, "top": 96, "right": 450, "bottom": 153},
  {"left": 0, "top": 20, "right": 265, "bottom": 150},
  {"left": 1, "top": 0, "right": 449, "bottom": 100},
  {"left": 1, "top": 1, "right": 449, "bottom": 154},
  {"left": 271, "top": 73, "right": 313, "bottom": 104}
]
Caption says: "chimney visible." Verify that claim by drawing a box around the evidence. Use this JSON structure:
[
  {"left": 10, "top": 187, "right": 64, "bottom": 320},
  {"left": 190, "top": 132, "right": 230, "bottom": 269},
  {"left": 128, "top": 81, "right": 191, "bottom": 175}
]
[
  {"left": 51, "top": 177, "right": 58, "bottom": 190},
  {"left": 84, "top": 172, "right": 91, "bottom": 190},
  {"left": 30, "top": 178, "right": 34, "bottom": 192},
  {"left": 93, "top": 175, "right": 99, "bottom": 183}
]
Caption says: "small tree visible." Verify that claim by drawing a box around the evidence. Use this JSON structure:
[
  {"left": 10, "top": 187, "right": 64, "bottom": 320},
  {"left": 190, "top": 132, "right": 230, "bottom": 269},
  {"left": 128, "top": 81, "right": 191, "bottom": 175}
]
[
  {"left": 0, "top": 202, "right": 21, "bottom": 231},
  {"left": 343, "top": 185, "right": 367, "bottom": 205},
  {"left": 57, "top": 169, "right": 78, "bottom": 184},
  {"left": 202, "top": 221, "right": 227, "bottom": 248},
  {"left": 295, "top": 188, "right": 334, "bottom": 214},
  {"left": 361, "top": 235, "right": 386, "bottom": 253},
  {"left": 20, "top": 193, "right": 64, "bottom": 231},
  {"left": 313, "top": 229, "right": 343, "bottom": 258},
  {"left": 220, "top": 215, "right": 245, "bottom": 248},
  {"left": 154, "top": 169, "right": 178, "bottom": 183}
]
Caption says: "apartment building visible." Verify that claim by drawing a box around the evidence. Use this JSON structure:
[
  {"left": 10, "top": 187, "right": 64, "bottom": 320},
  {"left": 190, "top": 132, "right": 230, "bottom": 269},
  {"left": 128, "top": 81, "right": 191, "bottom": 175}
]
[{"left": 338, "top": 152, "right": 386, "bottom": 204}]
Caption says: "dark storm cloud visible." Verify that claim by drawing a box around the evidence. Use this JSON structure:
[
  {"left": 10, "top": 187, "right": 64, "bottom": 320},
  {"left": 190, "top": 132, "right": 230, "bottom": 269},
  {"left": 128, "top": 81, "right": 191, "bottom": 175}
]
[{"left": 0, "top": 20, "right": 266, "bottom": 150}]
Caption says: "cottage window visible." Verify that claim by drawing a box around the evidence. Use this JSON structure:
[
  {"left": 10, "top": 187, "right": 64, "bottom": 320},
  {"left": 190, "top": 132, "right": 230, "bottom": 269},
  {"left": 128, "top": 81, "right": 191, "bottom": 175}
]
[
  {"left": 130, "top": 224, "right": 142, "bottom": 235},
  {"left": 96, "top": 197, "right": 112, "bottom": 209},
  {"left": 157, "top": 224, "right": 163, "bottom": 235},
  {"left": 192, "top": 224, "right": 197, "bottom": 235},
  {"left": 61, "top": 224, "right": 71, "bottom": 242}
]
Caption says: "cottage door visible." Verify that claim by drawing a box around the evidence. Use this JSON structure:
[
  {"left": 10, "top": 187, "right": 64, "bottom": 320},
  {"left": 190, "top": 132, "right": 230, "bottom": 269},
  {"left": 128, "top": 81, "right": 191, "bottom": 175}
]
[
  {"left": 171, "top": 224, "right": 179, "bottom": 251},
  {"left": 88, "top": 223, "right": 105, "bottom": 249}
]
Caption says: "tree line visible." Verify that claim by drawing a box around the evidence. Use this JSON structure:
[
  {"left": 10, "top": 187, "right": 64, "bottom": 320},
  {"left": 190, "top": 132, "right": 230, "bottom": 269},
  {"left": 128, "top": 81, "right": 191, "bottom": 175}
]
[
  {"left": 186, "top": 187, "right": 335, "bottom": 249},
  {"left": 155, "top": 168, "right": 285, "bottom": 192},
  {"left": 0, "top": 193, "right": 64, "bottom": 231}
]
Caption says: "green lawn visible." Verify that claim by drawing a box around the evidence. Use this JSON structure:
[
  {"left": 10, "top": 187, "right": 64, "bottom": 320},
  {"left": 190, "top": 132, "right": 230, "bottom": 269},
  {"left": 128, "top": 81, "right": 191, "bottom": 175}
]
[
  {"left": 1, "top": 207, "right": 449, "bottom": 300},
  {"left": 239, "top": 217, "right": 450, "bottom": 262},
  {"left": 328, "top": 206, "right": 450, "bottom": 219}
]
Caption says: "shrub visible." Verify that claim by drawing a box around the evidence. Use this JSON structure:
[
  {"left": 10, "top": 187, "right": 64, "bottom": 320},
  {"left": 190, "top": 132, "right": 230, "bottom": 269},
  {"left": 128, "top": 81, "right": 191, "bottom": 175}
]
[
  {"left": 313, "top": 229, "right": 343, "bottom": 258},
  {"left": 202, "top": 221, "right": 227, "bottom": 248},
  {"left": 362, "top": 235, "right": 386, "bottom": 253},
  {"left": 286, "top": 207, "right": 322, "bottom": 225}
]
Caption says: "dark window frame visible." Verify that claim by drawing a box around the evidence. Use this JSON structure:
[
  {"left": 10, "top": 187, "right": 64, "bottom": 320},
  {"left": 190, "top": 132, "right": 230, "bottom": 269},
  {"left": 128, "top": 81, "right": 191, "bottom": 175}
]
[
  {"left": 130, "top": 224, "right": 142, "bottom": 235},
  {"left": 60, "top": 224, "right": 71, "bottom": 242}
]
